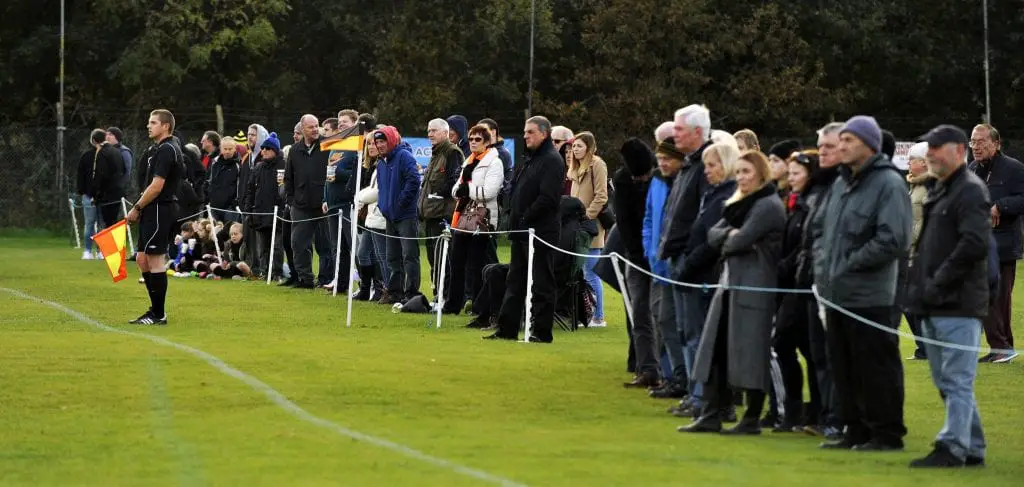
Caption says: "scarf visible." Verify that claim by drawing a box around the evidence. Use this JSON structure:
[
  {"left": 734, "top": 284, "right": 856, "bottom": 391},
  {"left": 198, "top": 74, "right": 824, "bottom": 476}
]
[
  {"left": 723, "top": 183, "right": 777, "bottom": 228},
  {"left": 786, "top": 192, "right": 799, "bottom": 212}
]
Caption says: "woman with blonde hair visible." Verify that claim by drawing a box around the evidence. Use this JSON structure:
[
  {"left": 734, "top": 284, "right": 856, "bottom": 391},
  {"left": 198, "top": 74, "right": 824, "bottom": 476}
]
[
  {"left": 567, "top": 131, "right": 610, "bottom": 327},
  {"left": 680, "top": 150, "right": 786, "bottom": 435},
  {"left": 355, "top": 131, "right": 391, "bottom": 304},
  {"left": 733, "top": 129, "right": 761, "bottom": 152}
]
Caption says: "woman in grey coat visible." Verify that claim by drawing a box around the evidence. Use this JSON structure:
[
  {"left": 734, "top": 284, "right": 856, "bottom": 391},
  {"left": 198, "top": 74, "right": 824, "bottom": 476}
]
[{"left": 679, "top": 151, "right": 785, "bottom": 435}]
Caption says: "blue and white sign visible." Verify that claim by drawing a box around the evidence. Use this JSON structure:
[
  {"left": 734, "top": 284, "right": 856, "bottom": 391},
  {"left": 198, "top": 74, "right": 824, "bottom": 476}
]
[{"left": 403, "top": 137, "right": 516, "bottom": 168}]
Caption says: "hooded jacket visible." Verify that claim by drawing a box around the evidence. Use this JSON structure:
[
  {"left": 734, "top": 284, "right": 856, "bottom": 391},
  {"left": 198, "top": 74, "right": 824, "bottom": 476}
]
[
  {"left": 492, "top": 138, "right": 514, "bottom": 202},
  {"left": 208, "top": 153, "right": 240, "bottom": 211},
  {"left": 968, "top": 151, "right": 1024, "bottom": 261},
  {"left": 613, "top": 138, "right": 656, "bottom": 265},
  {"left": 284, "top": 137, "right": 329, "bottom": 211},
  {"left": 114, "top": 144, "right": 134, "bottom": 193},
  {"left": 810, "top": 154, "right": 912, "bottom": 307},
  {"left": 508, "top": 137, "right": 565, "bottom": 243},
  {"left": 244, "top": 152, "right": 284, "bottom": 230},
  {"left": 657, "top": 139, "right": 713, "bottom": 260},
  {"left": 239, "top": 124, "right": 268, "bottom": 206},
  {"left": 905, "top": 165, "right": 992, "bottom": 318},
  {"left": 642, "top": 173, "right": 673, "bottom": 284},
  {"left": 446, "top": 115, "right": 470, "bottom": 157},
  {"left": 376, "top": 127, "right": 421, "bottom": 222}
]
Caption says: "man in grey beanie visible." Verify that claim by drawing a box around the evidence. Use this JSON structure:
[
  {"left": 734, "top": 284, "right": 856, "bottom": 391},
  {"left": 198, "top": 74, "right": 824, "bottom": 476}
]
[{"left": 809, "top": 114, "right": 912, "bottom": 451}]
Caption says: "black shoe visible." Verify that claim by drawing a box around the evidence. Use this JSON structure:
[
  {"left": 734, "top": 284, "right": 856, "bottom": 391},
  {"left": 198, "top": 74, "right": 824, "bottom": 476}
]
[
  {"left": 649, "top": 380, "right": 687, "bottom": 399},
  {"left": 724, "top": 407, "right": 738, "bottom": 423},
  {"left": 129, "top": 310, "right": 153, "bottom": 324},
  {"left": 278, "top": 277, "right": 298, "bottom": 287},
  {"left": 772, "top": 421, "right": 802, "bottom": 433},
  {"left": 721, "top": 418, "right": 762, "bottom": 435},
  {"left": 910, "top": 444, "right": 965, "bottom": 468},
  {"left": 678, "top": 414, "right": 722, "bottom": 433},
  {"left": 294, "top": 281, "right": 316, "bottom": 289},
  {"left": 625, "top": 371, "right": 662, "bottom": 389},
  {"left": 465, "top": 318, "right": 487, "bottom": 329},
  {"left": 483, "top": 332, "right": 516, "bottom": 341},
  {"left": 852, "top": 440, "right": 904, "bottom": 452},
  {"left": 759, "top": 413, "right": 780, "bottom": 428},
  {"left": 820, "top": 437, "right": 861, "bottom": 450},
  {"left": 134, "top": 312, "right": 167, "bottom": 326},
  {"left": 965, "top": 455, "right": 985, "bottom": 467},
  {"left": 353, "top": 287, "right": 372, "bottom": 301},
  {"left": 978, "top": 352, "right": 997, "bottom": 363},
  {"left": 527, "top": 336, "right": 552, "bottom": 343}
]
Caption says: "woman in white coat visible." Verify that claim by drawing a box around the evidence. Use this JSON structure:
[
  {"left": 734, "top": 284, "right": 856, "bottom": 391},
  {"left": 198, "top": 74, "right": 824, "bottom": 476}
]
[
  {"left": 442, "top": 125, "right": 505, "bottom": 316},
  {"left": 355, "top": 135, "right": 390, "bottom": 303}
]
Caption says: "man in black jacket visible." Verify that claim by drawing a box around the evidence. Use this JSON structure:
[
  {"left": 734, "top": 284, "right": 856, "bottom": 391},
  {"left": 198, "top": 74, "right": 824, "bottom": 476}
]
[
  {"left": 906, "top": 125, "right": 990, "bottom": 468},
  {"left": 285, "top": 114, "right": 334, "bottom": 289},
  {"left": 88, "top": 129, "right": 126, "bottom": 228},
  {"left": 615, "top": 138, "right": 662, "bottom": 387},
  {"left": 486, "top": 116, "right": 565, "bottom": 343},
  {"left": 969, "top": 123, "right": 1024, "bottom": 363}
]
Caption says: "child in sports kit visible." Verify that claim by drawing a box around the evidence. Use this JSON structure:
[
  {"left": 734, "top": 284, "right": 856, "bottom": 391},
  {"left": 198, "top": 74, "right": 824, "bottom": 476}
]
[
  {"left": 171, "top": 221, "right": 199, "bottom": 275},
  {"left": 210, "top": 222, "right": 252, "bottom": 280}
]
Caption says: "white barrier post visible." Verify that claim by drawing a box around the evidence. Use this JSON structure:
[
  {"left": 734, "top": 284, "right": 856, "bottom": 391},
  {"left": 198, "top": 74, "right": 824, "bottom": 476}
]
[
  {"left": 69, "top": 198, "right": 81, "bottom": 249},
  {"left": 266, "top": 205, "right": 278, "bottom": 285},
  {"left": 120, "top": 198, "right": 135, "bottom": 255},
  {"left": 610, "top": 254, "right": 635, "bottom": 327},
  {"left": 207, "top": 205, "right": 223, "bottom": 260},
  {"left": 523, "top": 228, "right": 535, "bottom": 342},
  {"left": 435, "top": 229, "right": 450, "bottom": 329},
  {"left": 332, "top": 210, "right": 343, "bottom": 297},
  {"left": 345, "top": 145, "right": 364, "bottom": 327}
]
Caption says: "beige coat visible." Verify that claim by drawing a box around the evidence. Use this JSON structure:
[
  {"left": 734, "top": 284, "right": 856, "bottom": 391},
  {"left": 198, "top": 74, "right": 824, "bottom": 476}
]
[
  {"left": 907, "top": 172, "right": 932, "bottom": 256},
  {"left": 569, "top": 155, "right": 609, "bottom": 248}
]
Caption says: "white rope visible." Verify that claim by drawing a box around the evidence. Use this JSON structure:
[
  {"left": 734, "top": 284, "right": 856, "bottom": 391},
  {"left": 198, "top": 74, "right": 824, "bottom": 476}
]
[
  {"left": 209, "top": 206, "right": 277, "bottom": 216},
  {"left": 69, "top": 198, "right": 123, "bottom": 208},
  {"left": 275, "top": 213, "right": 334, "bottom": 224}
]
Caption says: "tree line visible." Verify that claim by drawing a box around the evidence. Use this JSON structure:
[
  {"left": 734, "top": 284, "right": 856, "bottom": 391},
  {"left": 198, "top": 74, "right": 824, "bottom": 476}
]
[{"left": 3, "top": 0, "right": 1023, "bottom": 164}]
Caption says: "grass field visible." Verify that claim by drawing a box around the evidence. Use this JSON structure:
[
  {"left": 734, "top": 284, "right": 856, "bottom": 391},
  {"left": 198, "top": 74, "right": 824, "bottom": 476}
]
[{"left": 1, "top": 235, "right": 1022, "bottom": 487}]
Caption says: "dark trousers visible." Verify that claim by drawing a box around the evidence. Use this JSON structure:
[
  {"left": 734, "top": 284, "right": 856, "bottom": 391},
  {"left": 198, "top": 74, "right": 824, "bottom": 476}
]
[
  {"left": 826, "top": 306, "right": 906, "bottom": 446},
  {"left": 327, "top": 206, "right": 352, "bottom": 290},
  {"left": 423, "top": 218, "right": 446, "bottom": 297},
  {"left": 983, "top": 262, "right": 1016, "bottom": 350},
  {"left": 905, "top": 312, "right": 927, "bottom": 357},
  {"left": 626, "top": 267, "right": 660, "bottom": 377},
  {"left": 808, "top": 301, "right": 840, "bottom": 428},
  {"left": 497, "top": 239, "right": 556, "bottom": 341},
  {"left": 385, "top": 218, "right": 421, "bottom": 299},
  {"left": 476, "top": 236, "right": 499, "bottom": 300},
  {"left": 254, "top": 227, "right": 283, "bottom": 279},
  {"left": 280, "top": 217, "right": 295, "bottom": 277},
  {"left": 702, "top": 292, "right": 765, "bottom": 420},
  {"left": 473, "top": 263, "right": 508, "bottom": 320},
  {"left": 444, "top": 233, "right": 489, "bottom": 313},
  {"left": 98, "top": 202, "right": 121, "bottom": 229},
  {"left": 773, "top": 297, "right": 821, "bottom": 425},
  {"left": 290, "top": 206, "right": 334, "bottom": 285}
]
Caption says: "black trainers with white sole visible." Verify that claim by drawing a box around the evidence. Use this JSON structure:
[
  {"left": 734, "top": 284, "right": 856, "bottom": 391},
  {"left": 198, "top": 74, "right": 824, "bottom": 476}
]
[
  {"left": 129, "top": 311, "right": 153, "bottom": 324},
  {"left": 130, "top": 311, "right": 167, "bottom": 326}
]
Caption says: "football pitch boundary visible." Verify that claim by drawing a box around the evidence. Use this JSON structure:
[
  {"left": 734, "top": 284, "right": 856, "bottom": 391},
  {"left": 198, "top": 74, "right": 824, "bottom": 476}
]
[{"left": 1, "top": 287, "right": 528, "bottom": 487}]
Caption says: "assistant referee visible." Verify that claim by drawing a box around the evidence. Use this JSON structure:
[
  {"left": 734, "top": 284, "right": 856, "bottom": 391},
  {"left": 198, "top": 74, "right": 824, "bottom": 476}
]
[{"left": 126, "top": 109, "right": 183, "bottom": 325}]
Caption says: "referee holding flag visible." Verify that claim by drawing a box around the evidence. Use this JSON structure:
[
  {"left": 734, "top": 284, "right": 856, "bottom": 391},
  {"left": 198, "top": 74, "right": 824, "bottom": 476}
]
[{"left": 126, "top": 109, "right": 183, "bottom": 325}]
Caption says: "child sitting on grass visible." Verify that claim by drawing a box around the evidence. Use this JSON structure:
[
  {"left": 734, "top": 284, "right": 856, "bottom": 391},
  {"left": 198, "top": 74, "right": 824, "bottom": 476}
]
[
  {"left": 193, "top": 219, "right": 219, "bottom": 276},
  {"left": 171, "top": 221, "right": 199, "bottom": 276},
  {"left": 210, "top": 222, "right": 252, "bottom": 280}
]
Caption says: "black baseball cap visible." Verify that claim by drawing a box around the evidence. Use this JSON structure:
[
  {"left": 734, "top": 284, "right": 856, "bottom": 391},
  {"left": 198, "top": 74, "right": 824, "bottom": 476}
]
[{"left": 918, "top": 124, "right": 968, "bottom": 147}]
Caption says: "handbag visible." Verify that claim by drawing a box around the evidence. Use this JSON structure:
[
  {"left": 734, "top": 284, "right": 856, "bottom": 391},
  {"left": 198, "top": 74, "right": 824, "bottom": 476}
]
[
  {"left": 590, "top": 169, "right": 616, "bottom": 229},
  {"left": 455, "top": 186, "right": 491, "bottom": 233}
]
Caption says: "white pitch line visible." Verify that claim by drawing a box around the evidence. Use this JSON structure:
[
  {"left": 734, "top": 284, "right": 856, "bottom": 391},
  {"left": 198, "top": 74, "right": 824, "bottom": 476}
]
[{"left": 2, "top": 288, "right": 527, "bottom": 487}]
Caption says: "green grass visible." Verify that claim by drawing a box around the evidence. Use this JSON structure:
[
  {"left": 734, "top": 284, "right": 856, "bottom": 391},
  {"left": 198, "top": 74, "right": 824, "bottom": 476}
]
[{"left": 1, "top": 236, "right": 1022, "bottom": 486}]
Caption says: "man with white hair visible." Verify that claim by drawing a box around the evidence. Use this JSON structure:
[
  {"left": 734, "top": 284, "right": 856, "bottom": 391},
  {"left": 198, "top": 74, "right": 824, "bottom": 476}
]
[
  {"left": 904, "top": 141, "right": 933, "bottom": 360},
  {"left": 420, "top": 118, "right": 465, "bottom": 299},
  {"left": 648, "top": 104, "right": 712, "bottom": 400},
  {"left": 551, "top": 125, "right": 574, "bottom": 161}
]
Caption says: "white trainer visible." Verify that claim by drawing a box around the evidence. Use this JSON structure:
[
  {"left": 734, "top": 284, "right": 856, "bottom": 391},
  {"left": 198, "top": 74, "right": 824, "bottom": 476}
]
[{"left": 81, "top": 250, "right": 93, "bottom": 260}]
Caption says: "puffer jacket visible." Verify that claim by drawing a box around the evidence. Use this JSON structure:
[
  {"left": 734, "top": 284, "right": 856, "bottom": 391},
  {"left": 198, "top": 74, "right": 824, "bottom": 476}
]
[
  {"left": 642, "top": 173, "right": 673, "bottom": 285},
  {"left": 356, "top": 164, "right": 387, "bottom": 230}
]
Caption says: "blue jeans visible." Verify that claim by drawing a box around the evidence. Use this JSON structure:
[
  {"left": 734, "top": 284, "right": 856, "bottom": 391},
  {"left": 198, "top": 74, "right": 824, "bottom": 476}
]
[
  {"left": 81, "top": 195, "right": 98, "bottom": 252},
  {"left": 922, "top": 316, "right": 987, "bottom": 461},
  {"left": 357, "top": 228, "right": 374, "bottom": 267},
  {"left": 583, "top": 248, "right": 604, "bottom": 320},
  {"left": 369, "top": 230, "right": 389, "bottom": 284}
]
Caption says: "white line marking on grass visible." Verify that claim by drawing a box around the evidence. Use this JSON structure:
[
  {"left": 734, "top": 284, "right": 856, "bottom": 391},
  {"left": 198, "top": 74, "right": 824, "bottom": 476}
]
[{"left": 2, "top": 288, "right": 527, "bottom": 487}]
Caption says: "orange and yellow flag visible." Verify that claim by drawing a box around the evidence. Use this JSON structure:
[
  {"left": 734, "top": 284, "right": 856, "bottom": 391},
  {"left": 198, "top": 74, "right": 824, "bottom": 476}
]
[
  {"left": 91, "top": 219, "right": 129, "bottom": 282},
  {"left": 320, "top": 124, "right": 365, "bottom": 152}
]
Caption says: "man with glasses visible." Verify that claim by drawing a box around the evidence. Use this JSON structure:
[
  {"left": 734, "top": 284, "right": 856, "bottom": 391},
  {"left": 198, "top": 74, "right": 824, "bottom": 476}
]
[{"left": 969, "top": 123, "right": 1024, "bottom": 363}]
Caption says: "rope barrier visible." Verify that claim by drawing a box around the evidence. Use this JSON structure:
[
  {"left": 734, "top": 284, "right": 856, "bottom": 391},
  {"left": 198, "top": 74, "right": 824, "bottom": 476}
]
[
  {"left": 68, "top": 198, "right": 124, "bottom": 209},
  {"left": 208, "top": 206, "right": 277, "bottom": 216}
]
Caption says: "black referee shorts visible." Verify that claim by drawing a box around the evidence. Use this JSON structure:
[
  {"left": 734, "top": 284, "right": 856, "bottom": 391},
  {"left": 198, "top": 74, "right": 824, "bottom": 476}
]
[{"left": 138, "top": 203, "right": 176, "bottom": 255}]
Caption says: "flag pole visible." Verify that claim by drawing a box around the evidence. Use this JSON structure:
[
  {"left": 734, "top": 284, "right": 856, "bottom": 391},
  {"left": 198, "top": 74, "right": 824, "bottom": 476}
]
[
  {"left": 69, "top": 198, "right": 81, "bottom": 248},
  {"left": 345, "top": 144, "right": 364, "bottom": 328},
  {"left": 120, "top": 198, "right": 135, "bottom": 256}
]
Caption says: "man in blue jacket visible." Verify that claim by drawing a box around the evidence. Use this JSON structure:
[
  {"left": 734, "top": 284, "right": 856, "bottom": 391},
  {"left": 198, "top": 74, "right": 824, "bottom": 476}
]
[{"left": 374, "top": 126, "right": 422, "bottom": 304}]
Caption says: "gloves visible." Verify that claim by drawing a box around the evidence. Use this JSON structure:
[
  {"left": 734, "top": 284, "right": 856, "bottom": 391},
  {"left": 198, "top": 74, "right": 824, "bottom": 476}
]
[{"left": 455, "top": 183, "right": 470, "bottom": 199}]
